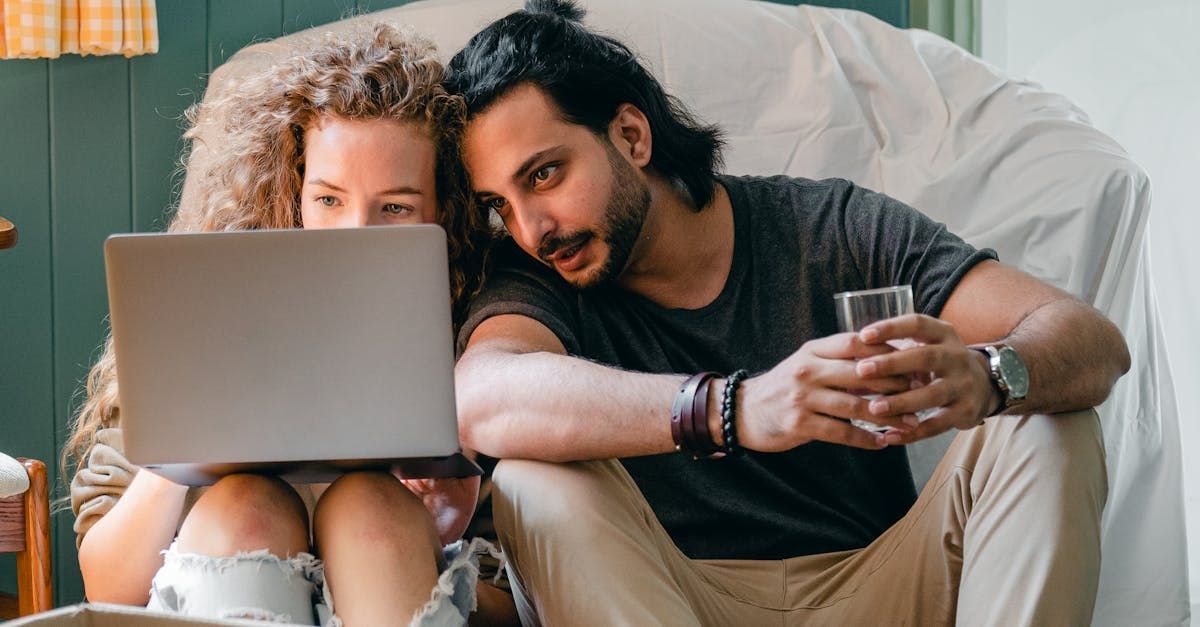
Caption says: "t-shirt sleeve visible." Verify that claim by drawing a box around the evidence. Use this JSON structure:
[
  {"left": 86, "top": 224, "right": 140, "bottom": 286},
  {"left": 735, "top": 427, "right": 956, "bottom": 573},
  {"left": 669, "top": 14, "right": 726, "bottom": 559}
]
[
  {"left": 837, "top": 180, "right": 998, "bottom": 317},
  {"left": 456, "top": 241, "right": 582, "bottom": 356}
]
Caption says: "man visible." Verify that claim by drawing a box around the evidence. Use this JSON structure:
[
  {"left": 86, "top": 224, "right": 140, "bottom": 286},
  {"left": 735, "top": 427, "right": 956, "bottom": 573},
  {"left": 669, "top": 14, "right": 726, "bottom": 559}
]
[{"left": 447, "top": 1, "right": 1129, "bottom": 624}]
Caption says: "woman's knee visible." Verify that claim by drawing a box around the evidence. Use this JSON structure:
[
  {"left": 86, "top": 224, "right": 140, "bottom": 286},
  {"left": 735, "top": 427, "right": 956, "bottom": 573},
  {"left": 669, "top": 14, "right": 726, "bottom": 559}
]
[
  {"left": 177, "top": 474, "right": 309, "bottom": 558},
  {"left": 313, "top": 471, "right": 436, "bottom": 549}
]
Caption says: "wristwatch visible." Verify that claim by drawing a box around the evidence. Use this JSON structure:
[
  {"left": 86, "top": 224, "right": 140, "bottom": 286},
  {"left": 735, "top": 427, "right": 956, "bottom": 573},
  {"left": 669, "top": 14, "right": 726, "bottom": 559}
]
[{"left": 975, "top": 343, "right": 1029, "bottom": 413}]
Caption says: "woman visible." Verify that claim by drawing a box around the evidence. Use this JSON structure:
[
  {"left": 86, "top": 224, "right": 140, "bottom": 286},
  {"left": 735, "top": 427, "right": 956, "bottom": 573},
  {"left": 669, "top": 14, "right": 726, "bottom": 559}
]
[{"left": 62, "top": 23, "right": 508, "bottom": 626}]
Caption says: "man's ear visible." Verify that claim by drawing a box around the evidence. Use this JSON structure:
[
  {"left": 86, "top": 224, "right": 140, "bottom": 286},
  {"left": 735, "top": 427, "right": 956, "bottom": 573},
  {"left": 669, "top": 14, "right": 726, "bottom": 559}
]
[{"left": 608, "top": 103, "right": 652, "bottom": 168}]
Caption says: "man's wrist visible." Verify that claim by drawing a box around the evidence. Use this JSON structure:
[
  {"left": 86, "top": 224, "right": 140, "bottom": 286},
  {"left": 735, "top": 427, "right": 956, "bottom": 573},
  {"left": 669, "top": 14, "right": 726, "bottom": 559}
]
[
  {"left": 708, "top": 378, "right": 726, "bottom": 448},
  {"left": 971, "top": 348, "right": 1003, "bottom": 418},
  {"left": 672, "top": 372, "right": 722, "bottom": 456},
  {"left": 972, "top": 343, "right": 1032, "bottom": 417},
  {"left": 964, "top": 348, "right": 993, "bottom": 418}
]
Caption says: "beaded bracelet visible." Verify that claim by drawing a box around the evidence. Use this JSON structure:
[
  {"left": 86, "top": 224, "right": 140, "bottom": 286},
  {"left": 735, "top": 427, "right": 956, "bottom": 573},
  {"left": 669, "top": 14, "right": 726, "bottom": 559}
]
[{"left": 720, "top": 369, "right": 749, "bottom": 456}]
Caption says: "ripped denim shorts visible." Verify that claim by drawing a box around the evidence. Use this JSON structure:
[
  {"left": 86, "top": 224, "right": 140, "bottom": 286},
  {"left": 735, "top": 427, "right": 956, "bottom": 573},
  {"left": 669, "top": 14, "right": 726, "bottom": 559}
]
[{"left": 146, "top": 536, "right": 498, "bottom": 626}]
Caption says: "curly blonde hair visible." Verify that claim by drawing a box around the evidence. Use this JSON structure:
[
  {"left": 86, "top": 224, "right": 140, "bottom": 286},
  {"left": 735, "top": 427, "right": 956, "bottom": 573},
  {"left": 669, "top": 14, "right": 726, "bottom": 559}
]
[{"left": 62, "top": 23, "right": 493, "bottom": 485}]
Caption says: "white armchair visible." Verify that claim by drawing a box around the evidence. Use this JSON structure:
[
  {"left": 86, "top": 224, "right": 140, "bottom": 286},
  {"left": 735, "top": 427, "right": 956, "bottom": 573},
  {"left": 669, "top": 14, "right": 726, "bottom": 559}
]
[{"left": 198, "top": 1, "right": 1186, "bottom": 624}]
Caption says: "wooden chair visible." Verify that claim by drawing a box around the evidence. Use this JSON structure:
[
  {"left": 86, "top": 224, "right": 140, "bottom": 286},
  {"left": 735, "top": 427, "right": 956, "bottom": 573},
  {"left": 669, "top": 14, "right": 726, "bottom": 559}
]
[
  {"left": 0, "top": 458, "right": 53, "bottom": 617},
  {"left": 2, "top": 221, "right": 49, "bottom": 617},
  {"left": 0, "top": 216, "right": 15, "bottom": 249}
]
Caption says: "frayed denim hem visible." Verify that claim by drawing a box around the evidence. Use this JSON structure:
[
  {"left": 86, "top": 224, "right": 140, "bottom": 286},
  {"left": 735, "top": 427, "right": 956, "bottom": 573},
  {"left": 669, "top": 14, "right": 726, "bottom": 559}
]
[
  {"left": 147, "top": 538, "right": 502, "bottom": 626},
  {"left": 410, "top": 537, "right": 503, "bottom": 627},
  {"left": 148, "top": 542, "right": 334, "bottom": 626}
]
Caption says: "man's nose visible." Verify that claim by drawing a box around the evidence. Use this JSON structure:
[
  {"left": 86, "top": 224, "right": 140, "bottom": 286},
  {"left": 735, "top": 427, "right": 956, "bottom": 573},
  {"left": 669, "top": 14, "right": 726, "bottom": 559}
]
[{"left": 509, "top": 200, "right": 556, "bottom": 253}]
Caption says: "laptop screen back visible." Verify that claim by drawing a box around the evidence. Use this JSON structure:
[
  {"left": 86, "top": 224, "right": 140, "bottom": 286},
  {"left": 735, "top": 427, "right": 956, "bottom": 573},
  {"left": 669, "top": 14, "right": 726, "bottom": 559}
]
[{"left": 104, "top": 225, "right": 460, "bottom": 478}]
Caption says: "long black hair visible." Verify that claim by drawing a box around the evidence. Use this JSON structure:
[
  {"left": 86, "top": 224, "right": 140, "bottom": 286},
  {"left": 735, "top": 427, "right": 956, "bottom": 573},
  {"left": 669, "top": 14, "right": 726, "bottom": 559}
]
[{"left": 446, "top": 0, "right": 725, "bottom": 210}]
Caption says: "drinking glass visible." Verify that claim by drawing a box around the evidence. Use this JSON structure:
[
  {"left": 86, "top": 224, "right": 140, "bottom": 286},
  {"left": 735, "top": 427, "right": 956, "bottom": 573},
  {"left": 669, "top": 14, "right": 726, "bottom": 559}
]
[{"left": 834, "top": 285, "right": 919, "bottom": 432}]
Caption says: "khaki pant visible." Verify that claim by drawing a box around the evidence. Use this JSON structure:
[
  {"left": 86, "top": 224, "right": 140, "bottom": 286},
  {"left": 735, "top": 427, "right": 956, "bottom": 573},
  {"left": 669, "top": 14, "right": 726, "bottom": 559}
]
[{"left": 492, "top": 411, "right": 1106, "bottom": 626}]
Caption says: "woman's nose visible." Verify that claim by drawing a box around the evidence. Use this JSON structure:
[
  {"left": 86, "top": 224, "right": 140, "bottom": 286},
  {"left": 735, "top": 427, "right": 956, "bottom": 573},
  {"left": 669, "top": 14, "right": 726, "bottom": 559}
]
[{"left": 338, "top": 205, "right": 373, "bottom": 228}]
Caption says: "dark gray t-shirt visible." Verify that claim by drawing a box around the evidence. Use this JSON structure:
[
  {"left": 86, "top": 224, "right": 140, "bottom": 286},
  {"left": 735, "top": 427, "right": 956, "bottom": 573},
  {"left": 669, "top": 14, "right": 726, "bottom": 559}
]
[{"left": 459, "top": 175, "right": 997, "bottom": 560}]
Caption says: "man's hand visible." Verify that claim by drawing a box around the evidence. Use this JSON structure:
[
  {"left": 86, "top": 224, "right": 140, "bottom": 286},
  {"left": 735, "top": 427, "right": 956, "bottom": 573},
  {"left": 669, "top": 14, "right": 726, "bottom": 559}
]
[
  {"left": 737, "top": 332, "right": 919, "bottom": 452},
  {"left": 395, "top": 474, "right": 481, "bottom": 546},
  {"left": 854, "top": 314, "right": 1000, "bottom": 444}
]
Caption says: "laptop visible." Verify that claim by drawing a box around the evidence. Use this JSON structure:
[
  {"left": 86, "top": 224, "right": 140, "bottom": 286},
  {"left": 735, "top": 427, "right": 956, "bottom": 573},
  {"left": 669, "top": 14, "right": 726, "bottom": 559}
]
[{"left": 104, "top": 225, "right": 481, "bottom": 486}]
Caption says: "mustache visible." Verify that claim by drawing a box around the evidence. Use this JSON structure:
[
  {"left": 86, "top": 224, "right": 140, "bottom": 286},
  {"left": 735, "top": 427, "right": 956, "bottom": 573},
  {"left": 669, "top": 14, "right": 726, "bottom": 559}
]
[{"left": 537, "top": 231, "right": 593, "bottom": 263}]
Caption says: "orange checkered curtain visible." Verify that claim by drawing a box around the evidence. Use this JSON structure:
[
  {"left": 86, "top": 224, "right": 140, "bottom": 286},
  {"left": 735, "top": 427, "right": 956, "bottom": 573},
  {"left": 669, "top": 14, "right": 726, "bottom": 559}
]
[{"left": 1, "top": 0, "right": 158, "bottom": 59}]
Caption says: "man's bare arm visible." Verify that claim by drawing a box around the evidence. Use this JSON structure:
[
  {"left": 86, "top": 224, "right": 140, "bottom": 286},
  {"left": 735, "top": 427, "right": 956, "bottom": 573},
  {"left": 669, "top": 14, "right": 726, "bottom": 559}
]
[
  {"left": 858, "top": 260, "right": 1130, "bottom": 440},
  {"left": 456, "top": 314, "right": 915, "bottom": 461},
  {"left": 455, "top": 314, "right": 683, "bottom": 461},
  {"left": 943, "top": 260, "right": 1130, "bottom": 412}
]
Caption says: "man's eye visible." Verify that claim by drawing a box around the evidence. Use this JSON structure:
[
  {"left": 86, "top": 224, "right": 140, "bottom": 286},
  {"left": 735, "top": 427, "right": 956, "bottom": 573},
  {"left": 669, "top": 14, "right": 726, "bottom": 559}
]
[
  {"left": 532, "top": 164, "right": 558, "bottom": 184},
  {"left": 383, "top": 204, "right": 413, "bottom": 216},
  {"left": 484, "top": 197, "right": 508, "bottom": 212}
]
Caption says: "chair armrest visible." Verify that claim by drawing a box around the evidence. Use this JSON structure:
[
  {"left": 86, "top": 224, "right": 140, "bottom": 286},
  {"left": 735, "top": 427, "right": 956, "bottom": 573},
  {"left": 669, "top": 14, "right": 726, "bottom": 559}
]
[{"left": 0, "top": 458, "right": 52, "bottom": 616}]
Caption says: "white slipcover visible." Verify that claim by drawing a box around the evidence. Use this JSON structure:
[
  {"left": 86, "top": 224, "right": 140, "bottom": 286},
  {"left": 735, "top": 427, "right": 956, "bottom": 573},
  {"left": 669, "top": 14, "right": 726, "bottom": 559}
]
[{"left": 215, "top": 1, "right": 1187, "bottom": 624}]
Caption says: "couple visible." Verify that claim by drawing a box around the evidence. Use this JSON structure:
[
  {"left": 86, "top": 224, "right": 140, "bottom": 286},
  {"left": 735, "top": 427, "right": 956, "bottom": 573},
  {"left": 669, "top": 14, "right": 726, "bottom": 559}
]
[{"left": 66, "top": 1, "right": 1130, "bottom": 626}]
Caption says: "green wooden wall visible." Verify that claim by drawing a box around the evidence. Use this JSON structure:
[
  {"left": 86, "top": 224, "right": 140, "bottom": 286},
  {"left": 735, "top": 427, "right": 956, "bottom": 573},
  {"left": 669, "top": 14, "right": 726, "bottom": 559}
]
[
  {"left": 0, "top": 0, "right": 908, "bottom": 608},
  {"left": 771, "top": 0, "right": 908, "bottom": 27},
  {"left": 0, "top": 0, "right": 425, "bottom": 607}
]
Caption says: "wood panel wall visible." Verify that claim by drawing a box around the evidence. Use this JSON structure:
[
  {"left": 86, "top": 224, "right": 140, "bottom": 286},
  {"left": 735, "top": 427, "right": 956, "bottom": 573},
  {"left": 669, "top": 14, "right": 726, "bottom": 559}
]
[{"left": 0, "top": 0, "right": 420, "bottom": 605}]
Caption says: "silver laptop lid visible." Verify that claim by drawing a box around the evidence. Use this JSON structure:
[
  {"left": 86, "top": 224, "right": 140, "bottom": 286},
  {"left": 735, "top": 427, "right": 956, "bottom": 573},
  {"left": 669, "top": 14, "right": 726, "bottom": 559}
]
[{"left": 105, "top": 225, "right": 461, "bottom": 481}]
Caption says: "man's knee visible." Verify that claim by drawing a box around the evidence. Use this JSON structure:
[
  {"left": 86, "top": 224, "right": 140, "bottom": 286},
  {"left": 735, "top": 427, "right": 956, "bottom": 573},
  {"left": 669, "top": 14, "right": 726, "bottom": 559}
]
[
  {"left": 1017, "top": 410, "right": 1104, "bottom": 468},
  {"left": 494, "top": 460, "right": 556, "bottom": 536},
  {"left": 1009, "top": 410, "right": 1108, "bottom": 505},
  {"left": 492, "top": 459, "right": 637, "bottom": 544},
  {"left": 495, "top": 459, "right": 589, "bottom": 520},
  {"left": 177, "top": 474, "right": 309, "bottom": 558}
]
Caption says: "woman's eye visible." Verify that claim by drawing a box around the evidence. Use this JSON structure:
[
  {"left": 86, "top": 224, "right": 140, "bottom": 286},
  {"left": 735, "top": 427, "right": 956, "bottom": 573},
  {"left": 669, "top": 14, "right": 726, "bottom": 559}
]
[
  {"left": 532, "top": 164, "right": 558, "bottom": 184},
  {"left": 383, "top": 204, "right": 413, "bottom": 216},
  {"left": 317, "top": 196, "right": 337, "bottom": 207},
  {"left": 485, "top": 197, "right": 508, "bottom": 212}
]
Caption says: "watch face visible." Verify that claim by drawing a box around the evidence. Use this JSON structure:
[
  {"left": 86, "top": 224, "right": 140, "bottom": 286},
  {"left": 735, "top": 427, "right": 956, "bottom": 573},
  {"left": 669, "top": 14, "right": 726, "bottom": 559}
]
[{"left": 998, "top": 346, "right": 1030, "bottom": 399}]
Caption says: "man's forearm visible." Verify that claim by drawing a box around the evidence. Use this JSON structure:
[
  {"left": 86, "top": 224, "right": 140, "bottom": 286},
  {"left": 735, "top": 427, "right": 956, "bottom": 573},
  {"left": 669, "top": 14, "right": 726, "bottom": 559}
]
[
  {"left": 1000, "top": 298, "right": 1130, "bottom": 415},
  {"left": 456, "top": 349, "right": 685, "bottom": 461}
]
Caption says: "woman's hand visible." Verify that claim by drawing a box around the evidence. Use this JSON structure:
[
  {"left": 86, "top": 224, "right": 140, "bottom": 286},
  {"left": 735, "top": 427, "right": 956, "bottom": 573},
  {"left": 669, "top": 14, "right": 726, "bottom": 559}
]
[{"left": 396, "top": 475, "right": 481, "bottom": 546}]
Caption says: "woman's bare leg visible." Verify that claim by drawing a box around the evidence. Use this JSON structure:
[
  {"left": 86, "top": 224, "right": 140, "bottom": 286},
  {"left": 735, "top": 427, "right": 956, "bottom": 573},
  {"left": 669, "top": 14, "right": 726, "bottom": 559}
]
[
  {"left": 314, "top": 471, "right": 441, "bottom": 626},
  {"left": 176, "top": 473, "right": 309, "bottom": 558},
  {"left": 165, "top": 474, "right": 315, "bottom": 623},
  {"left": 473, "top": 581, "right": 521, "bottom": 626}
]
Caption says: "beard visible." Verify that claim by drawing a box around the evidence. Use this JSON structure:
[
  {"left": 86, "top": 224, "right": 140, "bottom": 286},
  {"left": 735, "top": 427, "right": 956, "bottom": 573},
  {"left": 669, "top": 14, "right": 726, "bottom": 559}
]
[{"left": 537, "top": 141, "right": 651, "bottom": 290}]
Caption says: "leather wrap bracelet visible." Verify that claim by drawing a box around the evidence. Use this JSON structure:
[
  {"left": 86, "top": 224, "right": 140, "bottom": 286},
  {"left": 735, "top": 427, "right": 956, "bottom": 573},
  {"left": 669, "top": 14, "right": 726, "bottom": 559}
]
[{"left": 671, "top": 371, "right": 720, "bottom": 455}]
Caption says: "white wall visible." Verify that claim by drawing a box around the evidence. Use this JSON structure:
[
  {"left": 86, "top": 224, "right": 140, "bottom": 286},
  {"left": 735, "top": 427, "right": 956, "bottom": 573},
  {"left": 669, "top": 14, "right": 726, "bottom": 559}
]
[{"left": 983, "top": 0, "right": 1199, "bottom": 623}]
